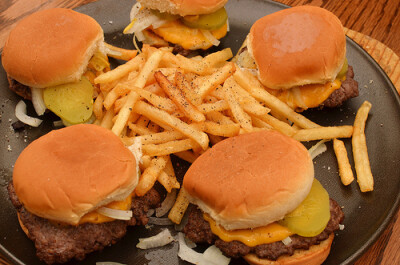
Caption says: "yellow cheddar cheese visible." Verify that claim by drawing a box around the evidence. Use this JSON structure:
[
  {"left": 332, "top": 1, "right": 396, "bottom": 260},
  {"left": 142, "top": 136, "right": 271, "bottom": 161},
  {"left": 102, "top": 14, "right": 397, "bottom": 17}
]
[{"left": 203, "top": 214, "right": 293, "bottom": 247}]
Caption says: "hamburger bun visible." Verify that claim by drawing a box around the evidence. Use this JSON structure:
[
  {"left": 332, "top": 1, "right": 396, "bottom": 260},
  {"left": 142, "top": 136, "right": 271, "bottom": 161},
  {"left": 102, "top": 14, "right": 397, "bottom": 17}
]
[
  {"left": 183, "top": 130, "right": 314, "bottom": 230},
  {"left": 244, "top": 234, "right": 334, "bottom": 265},
  {"left": 12, "top": 124, "right": 138, "bottom": 225},
  {"left": 247, "top": 6, "right": 346, "bottom": 90},
  {"left": 138, "top": 0, "right": 229, "bottom": 16},
  {"left": 2, "top": 8, "right": 104, "bottom": 89}
]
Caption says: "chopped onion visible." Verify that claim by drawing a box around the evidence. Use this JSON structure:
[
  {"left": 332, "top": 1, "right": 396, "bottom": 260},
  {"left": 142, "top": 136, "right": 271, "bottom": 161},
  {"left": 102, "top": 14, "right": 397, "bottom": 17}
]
[
  {"left": 146, "top": 208, "right": 155, "bottom": 217},
  {"left": 97, "top": 207, "right": 132, "bottom": 220},
  {"left": 226, "top": 19, "right": 230, "bottom": 32},
  {"left": 200, "top": 245, "right": 230, "bottom": 265},
  {"left": 308, "top": 139, "right": 328, "bottom": 160},
  {"left": 178, "top": 232, "right": 204, "bottom": 264},
  {"left": 31, "top": 87, "right": 46, "bottom": 116},
  {"left": 129, "top": 2, "right": 142, "bottom": 21},
  {"left": 200, "top": 29, "right": 220, "bottom": 46},
  {"left": 339, "top": 224, "right": 345, "bottom": 230},
  {"left": 136, "top": 228, "right": 175, "bottom": 249},
  {"left": 15, "top": 100, "right": 43, "bottom": 127},
  {"left": 148, "top": 217, "right": 174, "bottom": 226},
  {"left": 282, "top": 236, "right": 292, "bottom": 246},
  {"left": 104, "top": 45, "right": 122, "bottom": 57},
  {"left": 292, "top": 87, "right": 308, "bottom": 110},
  {"left": 125, "top": 8, "right": 166, "bottom": 35},
  {"left": 53, "top": 120, "right": 64, "bottom": 127},
  {"left": 156, "top": 189, "right": 177, "bottom": 217},
  {"left": 135, "top": 31, "right": 146, "bottom": 42}
]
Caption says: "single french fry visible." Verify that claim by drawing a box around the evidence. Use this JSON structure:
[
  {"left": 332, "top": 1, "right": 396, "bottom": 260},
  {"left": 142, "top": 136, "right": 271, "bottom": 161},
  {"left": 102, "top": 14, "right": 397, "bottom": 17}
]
[
  {"left": 201, "top": 48, "right": 233, "bottom": 68},
  {"left": 93, "top": 93, "right": 104, "bottom": 120},
  {"left": 198, "top": 100, "right": 229, "bottom": 113},
  {"left": 104, "top": 42, "right": 138, "bottom": 61},
  {"left": 142, "top": 138, "right": 201, "bottom": 156},
  {"left": 136, "top": 156, "right": 168, "bottom": 196},
  {"left": 251, "top": 116, "right": 273, "bottom": 130},
  {"left": 111, "top": 91, "right": 140, "bottom": 136},
  {"left": 155, "top": 71, "right": 206, "bottom": 122},
  {"left": 133, "top": 101, "right": 209, "bottom": 149},
  {"left": 95, "top": 53, "right": 145, "bottom": 84},
  {"left": 200, "top": 120, "right": 240, "bottom": 137},
  {"left": 233, "top": 67, "right": 319, "bottom": 129},
  {"left": 128, "top": 122, "right": 154, "bottom": 136},
  {"left": 139, "top": 155, "right": 153, "bottom": 171},
  {"left": 103, "top": 83, "right": 131, "bottom": 110},
  {"left": 135, "top": 50, "right": 164, "bottom": 89},
  {"left": 352, "top": 101, "right": 373, "bottom": 192},
  {"left": 222, "top": 77, "right": 253, "bottom": 132},
  {"left": 333, "top": 139, "right": 354, "bottom": 186},
  {"left": 293, "top": 126, "right": 353, "bottom": 142},
  {"left": 100, "top": 108, "right": 115, "bottom": 129},
  {"left": 133, "top": 86, "right": 178, "bottom": 113},
  {"left": 158, "top": 171, "right": 180, "bottom": 193},
  {"left": 206, "top": 111, "right": 235, "bottom": 125},
  {"left": 252, "top": 113, "right": 297, "bottom": 136},
  {"left": 168, "top": 187, "right": 190, "bottom": 224},
  {"left": 174, "top": 150, "right": 199, "bottom": 164},
  {"left": 135, "top": 130, "right": 186, "bottom": 144},
  {"left": 195, "top": 62, "right": 235, "bottom": 104}
]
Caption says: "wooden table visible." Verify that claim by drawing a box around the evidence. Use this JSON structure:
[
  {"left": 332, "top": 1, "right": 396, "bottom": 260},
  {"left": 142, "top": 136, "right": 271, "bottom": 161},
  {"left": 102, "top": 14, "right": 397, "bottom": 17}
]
[{"left": 0, "top": 1, "right": 399, "bottom": 264}]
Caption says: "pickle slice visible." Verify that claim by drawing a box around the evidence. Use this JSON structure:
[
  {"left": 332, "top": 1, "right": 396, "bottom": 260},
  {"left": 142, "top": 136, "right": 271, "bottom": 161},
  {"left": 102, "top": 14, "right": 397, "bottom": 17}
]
[
  {"left": 336, "top": 58, "right": 348, "bottom": 80},
  {"left": 278, "top": 179, "right": 330, "bottom": 237},
  {"left": 43, "top": 77, "right": 94, "bottom": 125},
  {"left": 182, "top": 7, "right": 228, "bottom": 30}
]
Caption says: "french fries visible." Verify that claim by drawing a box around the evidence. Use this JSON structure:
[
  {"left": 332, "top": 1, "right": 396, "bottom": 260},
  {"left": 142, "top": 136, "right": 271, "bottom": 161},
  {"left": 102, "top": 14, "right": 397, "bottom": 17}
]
[
  {"left": 352, "top": 101, "right": 374, "bottom": 192},
  {"left": 92, "top": 44, "right": 373, "bottom": 223}
]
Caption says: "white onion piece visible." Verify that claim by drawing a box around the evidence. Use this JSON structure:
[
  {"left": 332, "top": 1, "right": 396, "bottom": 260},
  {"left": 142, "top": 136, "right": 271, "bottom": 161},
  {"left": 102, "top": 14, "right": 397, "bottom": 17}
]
[
  {"left": 53, "top": 120, "right": 64, "bottom": 127},
  {"left": 15, "top": 100, "right": 43, "bottom": 127},
  {"left": 96, "top": 263, "right": 126, "bottom": 265},
  {"left": 292, "top": 87, "right": 308, "bottom": 110},
  {"left": 178, "top": 232, "right": 203, "bottom": 264},
  {"left": 308, "top": 139, "right": 328, "bottom": 160},
  {"left": 146, "top": 208, "right": 155, "bottom": 217},
  {"left": 97, "top": 207, "right": 132, "bottom": 220},
  {"left": 152, "top": 19, "right": 167, "bottom": 29},
  {"left": 129, "top": 2, "right": 142, "bottom": 21},
  {"left": 148, "top": 217, "right": 174, "bottom": 226},
  {"left": 199, "top": 245, "right": 230, "bottom": 265},
  {"left": 156, "top": 189, "right": 177, "bottom": 217},
  {"left": 226, "top": 19, "right": 230, "bottom": 32},
  {"left": 136, "top": 228, "right": 175, "bottom": 249},
  {"left": 31, "top": 87, "right": 46, "bottom": 116},
  {"left": 126, "top": 8, "right": 166, "bottom": 34},
  {"left": 200, "top": 29, "right": 220, "bottom": 46},
  {"left": 135, "top": 31, "right": 146, "bottom": 42},
  {"left": 282, "top": 236, "right": 292, "bottom": 246},
  {"left": 103, "top": 45, "right": 122, "bottom": 57}
]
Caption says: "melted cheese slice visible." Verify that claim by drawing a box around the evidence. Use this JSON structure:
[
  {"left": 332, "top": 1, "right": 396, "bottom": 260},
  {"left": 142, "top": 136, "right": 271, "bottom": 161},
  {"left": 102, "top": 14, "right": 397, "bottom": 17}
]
[
  {"left": 266, "top": 78, "right": 343, "bottom": 111},
  {"left": 78, "top": 193, "right": 134, "bottom": 224},
  {"left": 152, "top": 20, "right": 227, "bottom": 50},
  {"left": 203, "top": 214, "right": 293, "bottom": 247}
]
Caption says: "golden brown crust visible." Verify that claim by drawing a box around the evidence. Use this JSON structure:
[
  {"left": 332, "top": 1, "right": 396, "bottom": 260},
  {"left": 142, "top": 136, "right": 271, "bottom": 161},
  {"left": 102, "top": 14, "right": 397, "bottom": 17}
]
[
  {"left": 183, "top": 130, "right": 314, "bottom": 230},
  {"left": 244, "top": 234, "right": 334, "bottom": 265},
  {"left": 138, "top": 0, "right": 228, "bottom": 16},
  {"left": 248, "top": 6, "right": 346, "bottom": 90},
  {"left": 13, "top": 124, "right": 138, "bottom": 225},
  {"left": 1, "top": 8, "right": 103, "bottom": 88}
]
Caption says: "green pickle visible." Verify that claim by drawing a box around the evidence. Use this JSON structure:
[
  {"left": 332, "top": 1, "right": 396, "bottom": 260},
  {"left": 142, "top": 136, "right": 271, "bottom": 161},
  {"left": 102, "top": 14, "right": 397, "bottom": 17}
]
[
  {"left": 43, "top": 77, "right": 94, "bottom": 125},
  {"left": 278, "top": 179, "right": 331, "bottom": 237},
  {"left": 336, "top": 58, "right": 348, "bottom": 80},
  {"left": 182, "top": 7, "right": 228, "bottom": 30}
]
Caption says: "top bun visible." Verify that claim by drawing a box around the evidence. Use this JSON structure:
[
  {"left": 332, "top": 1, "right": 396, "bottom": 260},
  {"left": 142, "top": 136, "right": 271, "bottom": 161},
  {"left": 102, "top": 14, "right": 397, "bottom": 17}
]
[
  {"left": 2, "top": 8, "right": 103, "bottom": 88},
  {"left": 12, "top": 124, "right": 138, "bottom": 225},
  {"left": 138, "top": 0, "right": 228, "bottom": 16},
  {"left": 248, "top": 6, "right": 346, "bottom": 90},
  {"left": 183, "top": 130, "right": 314, "bottom": 230}
]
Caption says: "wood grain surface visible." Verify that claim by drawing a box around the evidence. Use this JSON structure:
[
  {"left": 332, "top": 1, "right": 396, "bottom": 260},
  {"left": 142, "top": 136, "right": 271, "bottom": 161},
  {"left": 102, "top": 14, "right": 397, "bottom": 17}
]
[{"left": 0, "top": 1, "right": 399, "bottom": 265}]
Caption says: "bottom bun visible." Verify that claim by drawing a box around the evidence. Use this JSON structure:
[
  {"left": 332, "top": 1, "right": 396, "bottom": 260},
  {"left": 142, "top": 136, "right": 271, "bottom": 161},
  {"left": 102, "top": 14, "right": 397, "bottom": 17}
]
[
  {"left": 17, "top": 213, "right": 29, "bottom": 236},
  {"left": 244, "top": 234, "right": 334, "bottom": 265}
]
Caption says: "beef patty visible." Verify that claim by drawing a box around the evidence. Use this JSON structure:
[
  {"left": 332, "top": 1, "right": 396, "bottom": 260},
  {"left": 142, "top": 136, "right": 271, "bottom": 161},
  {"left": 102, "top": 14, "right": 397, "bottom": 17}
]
[
  {"left": 7, "top": 183, "right": 160, "bottom": 264},
  {"left": 184, "top": 198, "right": 344, "bottom": 261}
]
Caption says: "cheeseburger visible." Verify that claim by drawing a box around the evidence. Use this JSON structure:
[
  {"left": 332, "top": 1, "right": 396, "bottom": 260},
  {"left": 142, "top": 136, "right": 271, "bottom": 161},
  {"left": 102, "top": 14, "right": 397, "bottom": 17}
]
[
  {"left": 183, "top": 130, "right": 344, "bottom": 264},
  {"left": 7, "top": 124, "right": 160, "bottom": 264},
  {"left": 2, "top": 8, "right": 110, "bottom": 125},
  {"left": 124, "top": 0, "right": 229, "bottom": 53},
  {"left": 233, "top": 6, "right": 359, "bottom": 111}
]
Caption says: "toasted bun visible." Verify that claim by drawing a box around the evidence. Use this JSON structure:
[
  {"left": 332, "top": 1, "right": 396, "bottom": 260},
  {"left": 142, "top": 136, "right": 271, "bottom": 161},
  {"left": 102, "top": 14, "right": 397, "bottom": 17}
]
[
  {"left": 12, "top": 124, "right": 138, "bottom": 225},
  {"left": 248, "top": 6, "right": 346, "bottom": 90},
  {"left": 183, "top": 130, "right": 314, "bottom": 230},
  {"left": 244, "top": 234, "right": 334, "bottom": 265},
  {"left": 2, "top": 8, "right": 103, "bottom": 88},
  {"left": 138, "top": 0, "right": 228, "bottom": 16}
]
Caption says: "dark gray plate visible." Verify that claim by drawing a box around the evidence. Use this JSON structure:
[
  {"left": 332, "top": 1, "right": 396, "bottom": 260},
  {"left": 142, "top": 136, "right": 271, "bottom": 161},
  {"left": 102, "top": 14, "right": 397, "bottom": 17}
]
[{"left": 1, "top": 0, "right": 399, "bottom": 264}]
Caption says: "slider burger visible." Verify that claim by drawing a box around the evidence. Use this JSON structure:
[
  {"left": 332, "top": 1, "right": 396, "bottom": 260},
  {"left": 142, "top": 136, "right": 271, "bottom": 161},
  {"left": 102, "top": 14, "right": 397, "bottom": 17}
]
[
  {"left": 183, "top": 130, "right": 344, "bottom": 264},
  {"left": 233, "top": 6, "right": 359, "bottom": 111},
  {"left": 124, "top": 0, "right": 229, "bottom": 53},
  {"left": 7, "top": 124, "right": 160, "bottom": 264},
  {"left": 2, "top": 8, "right": 110, "bottom": 125}
]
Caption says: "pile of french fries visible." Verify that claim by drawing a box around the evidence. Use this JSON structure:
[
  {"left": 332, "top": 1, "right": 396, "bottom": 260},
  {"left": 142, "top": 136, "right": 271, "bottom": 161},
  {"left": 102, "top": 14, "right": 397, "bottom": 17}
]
[{"left": 94, "top": 44, "right": 374, "bottom": 224}]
